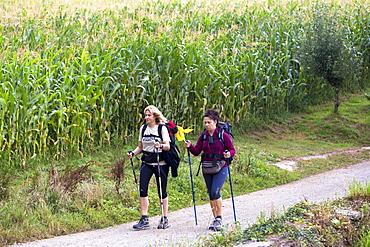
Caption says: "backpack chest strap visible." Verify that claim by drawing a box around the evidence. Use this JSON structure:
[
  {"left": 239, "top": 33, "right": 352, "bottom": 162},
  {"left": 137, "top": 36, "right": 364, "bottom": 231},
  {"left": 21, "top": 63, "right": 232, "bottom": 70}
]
[
  {"left": 202, "top": 130, "right": 224, "bottom": 146},
  {"left": 141, "top": 124, "right": 164, "bottom": 141}
]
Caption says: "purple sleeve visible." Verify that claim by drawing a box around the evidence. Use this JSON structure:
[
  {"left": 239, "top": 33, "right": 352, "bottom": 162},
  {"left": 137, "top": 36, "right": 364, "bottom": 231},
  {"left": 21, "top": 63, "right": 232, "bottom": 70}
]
[
  {"left": 223, "top": 132, "right": 235, "bottom": 157},
  {"left": 189, "top": 135, "right": 203, "bottom": 156}
]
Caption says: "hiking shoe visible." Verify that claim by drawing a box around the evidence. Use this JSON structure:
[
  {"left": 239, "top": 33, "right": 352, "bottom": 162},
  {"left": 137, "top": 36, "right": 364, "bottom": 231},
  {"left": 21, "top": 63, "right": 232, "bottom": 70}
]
[
  {"left": 157, "top": 216, "right": 169, "bottom": 229},
  {"left": 209, "top": 217, "right": 223, "bottom": 231},
  {"left": 133, "top": 216, "right": 150, "bottom": 230}
]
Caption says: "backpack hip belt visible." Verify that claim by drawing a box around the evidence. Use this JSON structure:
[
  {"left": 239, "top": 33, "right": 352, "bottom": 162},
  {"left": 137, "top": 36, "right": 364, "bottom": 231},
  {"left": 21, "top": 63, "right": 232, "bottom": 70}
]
[
  {"left": 141, "top": 151, "right": 163, "bottom": 164},
  {"left": 201, "top": 153, "right": 224, "bottom": 160}
]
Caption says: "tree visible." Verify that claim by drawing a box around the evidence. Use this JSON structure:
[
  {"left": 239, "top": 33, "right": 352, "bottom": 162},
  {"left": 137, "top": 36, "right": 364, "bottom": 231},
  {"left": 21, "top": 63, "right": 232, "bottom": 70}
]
[{"left": 299, "top": 4, "right": 362, "bottom": 113}]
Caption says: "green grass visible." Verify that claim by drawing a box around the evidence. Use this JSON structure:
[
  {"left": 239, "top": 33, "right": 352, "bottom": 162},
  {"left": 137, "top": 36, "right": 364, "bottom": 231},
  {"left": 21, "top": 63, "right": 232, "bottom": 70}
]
[{"left": 240, "top": 93, "right": 370, "bottom": 159}]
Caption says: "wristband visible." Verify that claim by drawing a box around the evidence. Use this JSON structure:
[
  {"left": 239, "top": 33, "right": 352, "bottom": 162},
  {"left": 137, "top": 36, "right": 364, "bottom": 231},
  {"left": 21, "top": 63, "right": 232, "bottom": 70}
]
[
  {"left": 160, "top": 144, "right": 164, "bottom": 149},
  {"left": 132, "top": 152, "right": 135, "bottom": 156}
]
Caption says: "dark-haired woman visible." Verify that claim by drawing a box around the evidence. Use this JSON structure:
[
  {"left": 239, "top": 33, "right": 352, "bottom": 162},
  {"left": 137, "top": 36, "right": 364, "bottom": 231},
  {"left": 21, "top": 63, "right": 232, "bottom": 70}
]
[{"left": 184, "top": 109, "right": 235, "bottom": 231}]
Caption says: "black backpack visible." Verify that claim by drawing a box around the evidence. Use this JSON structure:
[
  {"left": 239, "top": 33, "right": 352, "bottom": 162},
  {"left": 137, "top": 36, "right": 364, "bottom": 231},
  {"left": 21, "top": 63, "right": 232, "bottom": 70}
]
[{"left": 141, "top": 122, "right": 181, "bottom": 177}]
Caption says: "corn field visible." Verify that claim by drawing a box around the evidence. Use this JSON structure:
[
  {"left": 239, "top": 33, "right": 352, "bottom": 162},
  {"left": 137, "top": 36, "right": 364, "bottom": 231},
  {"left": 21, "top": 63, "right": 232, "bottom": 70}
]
[{"left": 0, "top": 0, "right": 369, "bottom": 165}]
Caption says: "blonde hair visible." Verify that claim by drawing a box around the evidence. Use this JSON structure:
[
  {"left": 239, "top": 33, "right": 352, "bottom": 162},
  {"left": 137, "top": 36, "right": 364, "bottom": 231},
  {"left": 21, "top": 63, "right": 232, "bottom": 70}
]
[{"left": 144, "top": 105, "right": 167, "bottom": 124}]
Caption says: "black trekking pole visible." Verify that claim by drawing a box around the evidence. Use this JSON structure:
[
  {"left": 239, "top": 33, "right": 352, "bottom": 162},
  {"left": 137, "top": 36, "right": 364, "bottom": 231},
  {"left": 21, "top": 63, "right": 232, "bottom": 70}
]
[
  {"left": 186, "top": 141, "right": 198, "bottom": 225},
  {"left": 128, "top": 150, "right": 139, "bottom": 195},
  {"left": 225, "top": 150, "right": 237, "bottom": 222},
  {"left": 155, "top": 139, "right": 165, "bottom": 222}
]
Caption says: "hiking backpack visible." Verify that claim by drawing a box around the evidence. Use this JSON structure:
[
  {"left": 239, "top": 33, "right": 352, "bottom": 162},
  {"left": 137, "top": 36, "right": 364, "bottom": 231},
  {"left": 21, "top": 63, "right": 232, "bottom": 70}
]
[
  {"left": 196, "top": 121, "right": 234, "bottom": 176},
  {"left": 141, "top": 121, "right": 181, "bottom": 177},
  {"left": 202, "top": 121, "right": 234, "bottom": 147}
]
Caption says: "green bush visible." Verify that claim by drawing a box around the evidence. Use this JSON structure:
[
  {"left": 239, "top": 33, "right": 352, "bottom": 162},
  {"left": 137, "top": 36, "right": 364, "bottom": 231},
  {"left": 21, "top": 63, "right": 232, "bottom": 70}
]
[{"left": 298, "top": 3, "right": 363, "bottom": 113}]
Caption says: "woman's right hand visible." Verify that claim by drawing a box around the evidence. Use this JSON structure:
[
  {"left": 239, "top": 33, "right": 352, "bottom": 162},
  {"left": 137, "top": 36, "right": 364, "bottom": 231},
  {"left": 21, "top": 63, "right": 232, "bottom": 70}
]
[
  {"left": 127, "top": 151, "right": 134, "bottom": 159},
  {"left": 184, "top": 140, "right": 191, "bottom": 148}
]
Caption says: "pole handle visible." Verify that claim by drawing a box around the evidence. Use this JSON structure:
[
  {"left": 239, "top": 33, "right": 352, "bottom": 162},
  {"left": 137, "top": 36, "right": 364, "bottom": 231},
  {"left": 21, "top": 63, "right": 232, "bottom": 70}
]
[
  {"left": 128, "top": 150, "right": 134, "bottom": 159},
  {"left": 224, "top": 150, "right": 230, "bottom": 162}
]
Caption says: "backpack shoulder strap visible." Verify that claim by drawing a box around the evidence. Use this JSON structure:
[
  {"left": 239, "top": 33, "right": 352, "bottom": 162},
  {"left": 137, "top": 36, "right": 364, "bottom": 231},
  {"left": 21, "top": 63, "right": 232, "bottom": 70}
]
[
  {"left": 218, "top": 129, "right": 225, "bottom": 147},
  {"left": 141, "top": 123, "right": 148, "bottom": 138},
  {"left": 201, "top": 129, "right": 208, "bottom": 141},
  {"left": 200, "top": 130, "right": 207, "bottom": 147},
  {"left": 157, "top": 124, "right": 163, "bottom": 141}
]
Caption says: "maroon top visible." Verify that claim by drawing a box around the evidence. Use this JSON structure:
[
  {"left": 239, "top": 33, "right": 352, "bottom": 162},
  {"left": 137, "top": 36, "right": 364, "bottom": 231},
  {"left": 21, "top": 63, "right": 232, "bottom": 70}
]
[{"left": 189, "top": 128, "right": 235, "bottom": 164}]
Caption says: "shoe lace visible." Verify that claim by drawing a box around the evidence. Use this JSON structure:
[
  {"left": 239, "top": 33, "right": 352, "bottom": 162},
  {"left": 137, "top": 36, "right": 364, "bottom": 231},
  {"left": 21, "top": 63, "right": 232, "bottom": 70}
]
[
  {"left": 139, "top": 217, "right": 147, "bottom": 224},
  {"left": 213, "top": 218, "right": 222, "bottom": 227},
  {"left": 160, "top": 217, "right": 167, "bottom": 224}
]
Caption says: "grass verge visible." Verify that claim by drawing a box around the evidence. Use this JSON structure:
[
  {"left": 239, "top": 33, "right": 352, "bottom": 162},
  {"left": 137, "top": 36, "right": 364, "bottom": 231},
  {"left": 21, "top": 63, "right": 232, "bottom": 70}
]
[{"left": 199, "top": 181, "right": 370, "bottom": 246}]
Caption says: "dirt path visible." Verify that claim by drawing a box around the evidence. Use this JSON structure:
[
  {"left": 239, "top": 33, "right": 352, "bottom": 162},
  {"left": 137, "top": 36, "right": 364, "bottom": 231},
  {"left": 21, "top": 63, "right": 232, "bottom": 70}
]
[{"left": 10, "top": 159, "right": 370, "bottom": 247}]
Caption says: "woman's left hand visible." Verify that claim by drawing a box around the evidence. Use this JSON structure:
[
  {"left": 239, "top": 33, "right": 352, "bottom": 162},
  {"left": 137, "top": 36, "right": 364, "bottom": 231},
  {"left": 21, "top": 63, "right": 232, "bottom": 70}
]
[
  {"left": 184, "top": 140, "right": 191, "bottom": 148},
  {"left": 154, "top": 140, "right": 162, "bottom": 149},
  {"left": 224, "top": 151, "right": 231, "bottom": 159}
]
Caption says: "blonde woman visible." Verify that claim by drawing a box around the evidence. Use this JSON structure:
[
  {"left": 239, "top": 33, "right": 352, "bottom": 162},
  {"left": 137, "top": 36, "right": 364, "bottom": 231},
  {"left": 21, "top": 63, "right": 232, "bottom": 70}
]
[{"left": 127, "top": 105, "right": 171, "bottom": 230}]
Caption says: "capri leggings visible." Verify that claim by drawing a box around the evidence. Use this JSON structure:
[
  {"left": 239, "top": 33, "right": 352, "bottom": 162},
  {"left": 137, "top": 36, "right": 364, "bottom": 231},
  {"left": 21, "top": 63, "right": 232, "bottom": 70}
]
[
  {"left": 203, "top": 166, "right": 229, "bottom": 200},
  {"left": 139, "top": 163, "right": 169, "bottom": 199}
]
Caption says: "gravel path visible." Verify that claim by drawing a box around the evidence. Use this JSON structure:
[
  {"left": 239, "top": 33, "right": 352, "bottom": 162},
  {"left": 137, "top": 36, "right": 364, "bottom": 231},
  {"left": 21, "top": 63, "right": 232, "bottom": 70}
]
[{"left": 10, "top": 159, "right": 370, "bottom": 247}]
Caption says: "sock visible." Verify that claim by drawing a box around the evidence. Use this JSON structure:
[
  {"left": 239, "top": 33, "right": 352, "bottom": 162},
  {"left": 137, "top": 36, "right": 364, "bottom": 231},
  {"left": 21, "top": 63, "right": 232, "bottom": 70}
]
[{"left": 216, "top": 216, "right": 222, "bottom": 220}]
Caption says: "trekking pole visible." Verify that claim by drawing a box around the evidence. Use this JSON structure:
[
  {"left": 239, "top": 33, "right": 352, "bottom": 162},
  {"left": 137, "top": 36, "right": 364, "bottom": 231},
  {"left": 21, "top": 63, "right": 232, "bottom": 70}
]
[
  {"left": 225, "top": 150, "right": 237, "bottom": 222},
  {"left": 155, "top": 139, "right": 165, "bottom": 222},
  {"left": 127, "top": 150, "right": 139, "bottom": 190},
  {"left": 186, "top": 141, "right": 198, "bottom": 225}
]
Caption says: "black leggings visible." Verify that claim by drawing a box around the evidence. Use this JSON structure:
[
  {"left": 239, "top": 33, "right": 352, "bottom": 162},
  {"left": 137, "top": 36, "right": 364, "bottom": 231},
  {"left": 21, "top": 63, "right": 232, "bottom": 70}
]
[{"left": 139, "top": 163, "right": 169, "bottom": 199}]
